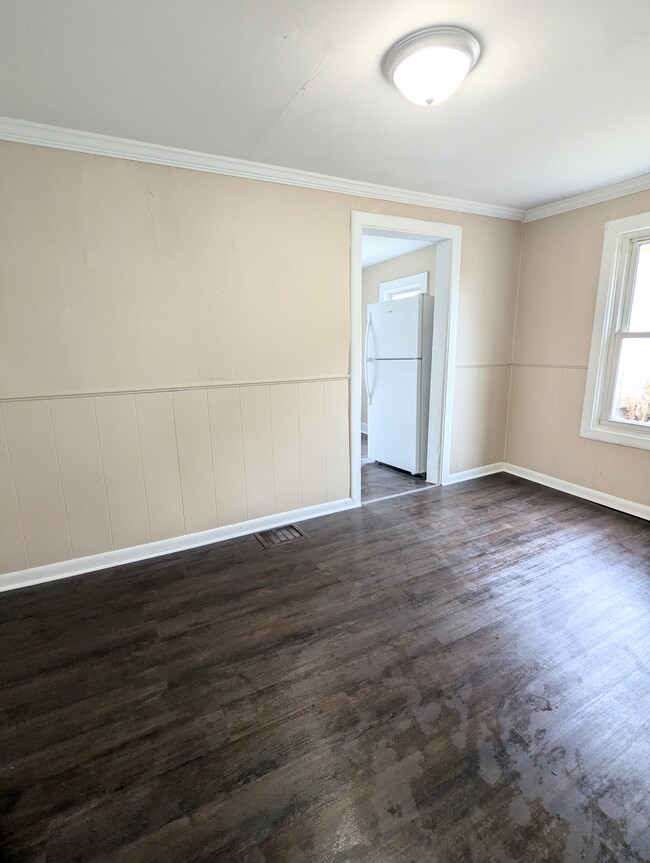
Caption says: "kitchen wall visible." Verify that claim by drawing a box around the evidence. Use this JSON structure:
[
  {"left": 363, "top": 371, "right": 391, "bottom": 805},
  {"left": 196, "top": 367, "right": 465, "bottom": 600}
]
[
  {"left": 360, "top": 245, "right": 437, "bottom": 427},
  {"left": 507, "top": 190, "right": 650, "bottom": 508},
  {"left": 0, "top": 141, "right": 521, "bottom": 577}
]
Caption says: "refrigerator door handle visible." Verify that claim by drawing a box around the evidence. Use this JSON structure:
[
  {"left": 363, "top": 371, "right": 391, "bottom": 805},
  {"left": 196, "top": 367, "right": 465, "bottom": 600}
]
[{"left": 365, "top": 311, "right": 374, "bottom": 405}]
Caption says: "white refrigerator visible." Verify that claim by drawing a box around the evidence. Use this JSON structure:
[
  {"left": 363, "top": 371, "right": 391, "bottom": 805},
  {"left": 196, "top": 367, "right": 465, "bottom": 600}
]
[{"left": 366, "top": 294, "right": 434, "bottom": 475}]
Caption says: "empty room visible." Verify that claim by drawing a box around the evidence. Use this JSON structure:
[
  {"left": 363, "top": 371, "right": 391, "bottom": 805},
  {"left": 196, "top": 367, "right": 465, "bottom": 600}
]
[{"left": 1, "top": 2, "right": 650, "bottom": 861}]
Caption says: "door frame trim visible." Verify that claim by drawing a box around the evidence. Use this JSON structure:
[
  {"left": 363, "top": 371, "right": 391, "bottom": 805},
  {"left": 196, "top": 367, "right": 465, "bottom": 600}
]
[{"left": 350, "top": 212, "right": 462, "bottom": 504}]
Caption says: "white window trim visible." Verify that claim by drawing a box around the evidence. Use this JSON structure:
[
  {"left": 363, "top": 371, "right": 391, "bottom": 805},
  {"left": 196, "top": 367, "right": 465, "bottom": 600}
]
[
  {"left": 380, "top": 271, "right": 428, "bottom": 301},
  {"left": 581, "top": 210, "right": 650, "bottom": 451}
]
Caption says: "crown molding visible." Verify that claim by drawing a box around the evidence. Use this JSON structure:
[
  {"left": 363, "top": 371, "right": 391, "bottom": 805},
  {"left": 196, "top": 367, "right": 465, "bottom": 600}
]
[
  {"left": 524, "top": 172, "right": 650, "bottom": 222},
  {"left": 0, "top": 116, "right": 525, "bottom": 221}
]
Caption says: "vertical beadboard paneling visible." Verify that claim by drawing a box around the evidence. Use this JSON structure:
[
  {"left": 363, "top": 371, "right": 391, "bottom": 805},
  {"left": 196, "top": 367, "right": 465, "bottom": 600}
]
[
  {"left": 455, "top": 367, "right": 510, "bottom": 472},
  {"left": 95, "top": 394, "right": 151, "bottom": 549},
  {"left": 240, "top": 386, "right": 276, "bottom": 520},
  {"left": 207, "top": 387, "right": 248, "bottom": 526},
  {"left": 135, "top": 391, "right": 185, "bottom": 541},
  {"left": 0, "top": 377, "right": 350, "bottom": 576},
  {"left": 173, "top": 389, "right": 217, "bottom": 533},
  {"left": 270, "top": 383, "right": 302, "bottom": 513},
  {"left": 0, "top": 411, "right": 29, "bottom": 573},
  {"left": 298, "top": 381, "right": 327, "bottom": 507},
  {"left": 324, "top": 379, "right": 350, "bottom": 501},
  {"left": 1, "top": 400, "right": 72, "bottom": 566},
  {"left": 50, "top": 397, "right": 113, "bottom": 558}
]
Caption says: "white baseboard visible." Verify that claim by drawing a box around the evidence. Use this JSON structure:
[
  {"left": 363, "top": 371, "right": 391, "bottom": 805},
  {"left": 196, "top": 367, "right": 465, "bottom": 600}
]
[
  {"left": 443, "top": 461, "right": 649, "bottom": 521},
  {"left": 443, "top": 462, "right": 505, "bottom": 485},
  {"left": 502, "top": 463, "right": 650, "bottom": 522},
  {"left": 0, "top": 498, "right": 357, "bottom": 593},
  {"left": 360, "top": 423, "right": 368, "bottom": 434},
  {"left": 3, "top": 464, "right": 647, "bottom": 594}
]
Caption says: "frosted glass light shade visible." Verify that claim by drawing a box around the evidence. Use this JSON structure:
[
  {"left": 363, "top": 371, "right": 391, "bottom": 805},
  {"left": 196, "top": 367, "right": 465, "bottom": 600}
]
[{"left": 382, "top": 26, "right": 481, "bottom": 106}]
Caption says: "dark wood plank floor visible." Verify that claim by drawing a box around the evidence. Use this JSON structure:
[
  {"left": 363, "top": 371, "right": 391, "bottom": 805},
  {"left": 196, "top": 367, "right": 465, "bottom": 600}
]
[
  {"left": 360, "top": 433, "right": 428, "bottom": 501},
  {"left": 1, "top": 475, "right": 650, "bottom": 862},
  {"left": 361, "top": 461, "right": 429, "bottom": 501}
]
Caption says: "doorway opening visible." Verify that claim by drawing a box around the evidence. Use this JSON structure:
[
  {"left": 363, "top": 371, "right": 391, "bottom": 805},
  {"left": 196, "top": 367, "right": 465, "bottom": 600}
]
[{"left": 350, "top": 212, "right": 462, "bottom": 505}]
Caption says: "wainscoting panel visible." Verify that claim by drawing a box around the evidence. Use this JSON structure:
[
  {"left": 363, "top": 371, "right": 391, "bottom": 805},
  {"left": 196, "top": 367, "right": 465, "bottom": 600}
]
[
  {"left": 270, "top": 384, "right": 302, "bottom": 514},
  {"left": 507, "top": 365, "right": 650, "bottom": 507},
  {"left": 135, "top": 390, "right": 185, "bottom": 542},
  {"left": 207, "top": 387, "right": 248, "bottom": 527},
  {"left": 50, "top": 396, "right": 112, "bottom": 558},
  {"left": 0, "top": 411, "right": 29, "bottom": 573},
  {"left": 298, "top": 381, "right": 328, "bottom": 507},
  {"left": 324, "top": 378, "right": 350, "bottom": 502},
  {"left": 173, "top": 388, "right": 217, "bottom": 534},
  {"left": 1, "top": 400, "right": 72, "bottom": 567},
  {"left": 0, "top": 377, "right": 350, "bottom": 578},
  {"left": 94, "top": 394, "right": 151, "bottom": 550},
  {"left": 240, "top": 386, "right": 276, "bottom": 520},
  {"left": 449, "top": 365, "right": 511, "bottom": 474}
]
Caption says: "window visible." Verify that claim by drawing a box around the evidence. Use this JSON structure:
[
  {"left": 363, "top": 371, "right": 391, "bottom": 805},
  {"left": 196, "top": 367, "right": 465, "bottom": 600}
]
[
  {"left": 582, "top": 211, "right": 650, "bottom": 450},
  {"left": 380, "top": 271, "right": 428, "bottom": 301}
]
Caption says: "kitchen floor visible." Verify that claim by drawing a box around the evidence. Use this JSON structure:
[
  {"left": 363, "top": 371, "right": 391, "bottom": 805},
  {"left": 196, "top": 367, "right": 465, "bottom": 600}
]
[{"left": 361, "top": 432, "right": 429, "bottom": 502}]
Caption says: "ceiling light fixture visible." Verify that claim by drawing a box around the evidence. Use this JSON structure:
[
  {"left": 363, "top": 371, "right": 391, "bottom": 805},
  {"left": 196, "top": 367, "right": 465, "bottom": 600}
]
[{"left": 382, "top": 25, "right": 481, "bottom": 106}]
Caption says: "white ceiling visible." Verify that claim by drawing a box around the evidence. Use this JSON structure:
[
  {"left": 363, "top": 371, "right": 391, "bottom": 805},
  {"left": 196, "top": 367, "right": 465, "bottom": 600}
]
[
  {"left": 362, "top": 236, "right": 433, "bottom": 268},
  {"left": 1, "top": 0, "right": 650, "bottom": 211}
]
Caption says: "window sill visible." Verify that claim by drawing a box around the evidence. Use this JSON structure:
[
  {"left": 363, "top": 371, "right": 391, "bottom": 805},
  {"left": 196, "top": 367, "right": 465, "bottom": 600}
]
[{"left": 580, "top": 422, "right": 650, "bottom": 452}]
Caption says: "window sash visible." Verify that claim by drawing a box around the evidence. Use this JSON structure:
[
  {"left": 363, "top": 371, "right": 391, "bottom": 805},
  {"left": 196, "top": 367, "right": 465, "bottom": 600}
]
[
  {"left": 581, "top": 213, "right": 650, "bottom": 450},
  {"left": 601, "top": 333, "right": 650, "bottom": 425}
]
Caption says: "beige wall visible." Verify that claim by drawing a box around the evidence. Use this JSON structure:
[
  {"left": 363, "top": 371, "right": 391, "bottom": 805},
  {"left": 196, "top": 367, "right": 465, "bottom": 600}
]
[
  {"left": 0, "top": 141, "right": 522, "bottom": 577},
  {"left": 449, "top": 215, "right": 521, "bottom": 474},
  {"left": 361, "top": 245, "right": 437, "bottom": 426},
  {"left": 507, "top": 190, "right": 650, "bottom": 507}
]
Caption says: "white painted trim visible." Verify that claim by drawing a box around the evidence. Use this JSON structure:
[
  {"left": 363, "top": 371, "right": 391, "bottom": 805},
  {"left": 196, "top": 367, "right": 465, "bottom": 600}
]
[
  {"left": 5, "top": 118, "right": 650, "bottom": 227},
  {"left": 580, "top": 212, "right": 650, "bottom": 452},
  {"left": 360, "top": 422, "right": 368, "bottom": 434},
  {"left": 3, "top": 464, "right": 647, "bottom": 592},
  {"left": 350, "top": 212, "right": 461, "bottom": 503},
  {"left": 363, "top": 484, "right": 435, "bottom": 505},
  {"left": 434, "top": 236, "right": 462, "bottom": 486},
  {"left": 503, "top": 464, "right": 650, "bottom": 522},
  {"left": 0, "top": 116, "right": 524, "bottom": 221},
  {"left": 437, "top": 460, "right": 649, "bottom": 521},
  {"left": 380, "top": 271, "right": 428, "bottom": 301},
  {"left": 350, "top": 216, "right": 363, "bottom": 506},
  {"left": 0, "top": 375, "right": 349, "bottom": 403},
  {"left": 525, "top": 173, "right": 650, "bottom": 222},
  {"left": 0, "top": 497, "right": 357, "bottom": 593},
  {"left": 443, "top": 462, "right": 506, "bottom": 485}
]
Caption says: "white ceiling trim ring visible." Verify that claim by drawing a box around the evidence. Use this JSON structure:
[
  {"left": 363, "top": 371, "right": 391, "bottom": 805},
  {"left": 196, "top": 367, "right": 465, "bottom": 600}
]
[{"left": 0, "top": 117, "right": 525, "bottom": 221}]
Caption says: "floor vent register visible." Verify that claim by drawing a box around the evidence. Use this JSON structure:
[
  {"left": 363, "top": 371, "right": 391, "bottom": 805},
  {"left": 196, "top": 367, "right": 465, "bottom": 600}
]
[{"left": 254, "top": 524, "right": 307, "bottom": 549}]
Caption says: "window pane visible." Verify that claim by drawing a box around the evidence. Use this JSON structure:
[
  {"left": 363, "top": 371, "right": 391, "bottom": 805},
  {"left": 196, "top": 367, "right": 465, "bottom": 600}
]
[
  {"left": 629, "top": 243, "right": 650, "bottom": 331},
  {"left": 392, "top": 289, "right": 421, "bottom": 301},
  {"left": 611, "top": 337, "right": 650, "bottom": 424}
]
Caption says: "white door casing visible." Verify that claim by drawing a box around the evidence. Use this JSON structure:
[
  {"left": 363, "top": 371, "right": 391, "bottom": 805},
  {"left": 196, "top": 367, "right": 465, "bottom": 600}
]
[{"left": 350, "top": 212, "right": 462, "bottom": 504}]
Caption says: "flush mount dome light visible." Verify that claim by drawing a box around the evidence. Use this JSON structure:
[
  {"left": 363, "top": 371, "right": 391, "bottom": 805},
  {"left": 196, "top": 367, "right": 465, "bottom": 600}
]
[{"left": 382, "top": 25, "right": 481, "bottom": 106}]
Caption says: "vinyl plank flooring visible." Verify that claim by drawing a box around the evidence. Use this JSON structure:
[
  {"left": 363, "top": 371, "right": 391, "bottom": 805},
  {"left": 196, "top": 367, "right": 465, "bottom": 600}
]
[{"left": 1, "top": 474, "right": 650, "bottom": 862}]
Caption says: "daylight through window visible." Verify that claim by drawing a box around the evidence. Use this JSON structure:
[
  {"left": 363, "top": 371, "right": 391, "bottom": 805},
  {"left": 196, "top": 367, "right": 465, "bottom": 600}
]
[{"left": 582, "top": 212, "right": 650, "bottom": 450}]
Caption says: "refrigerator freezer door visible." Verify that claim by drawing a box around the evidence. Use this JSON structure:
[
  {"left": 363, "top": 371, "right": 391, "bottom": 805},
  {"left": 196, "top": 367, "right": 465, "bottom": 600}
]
[
  {"left": 367, "top": 296, "right": 422, "bottom": 360},
  {"left": 368, "top": 359, "right": 423, "bottom": 474}
]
